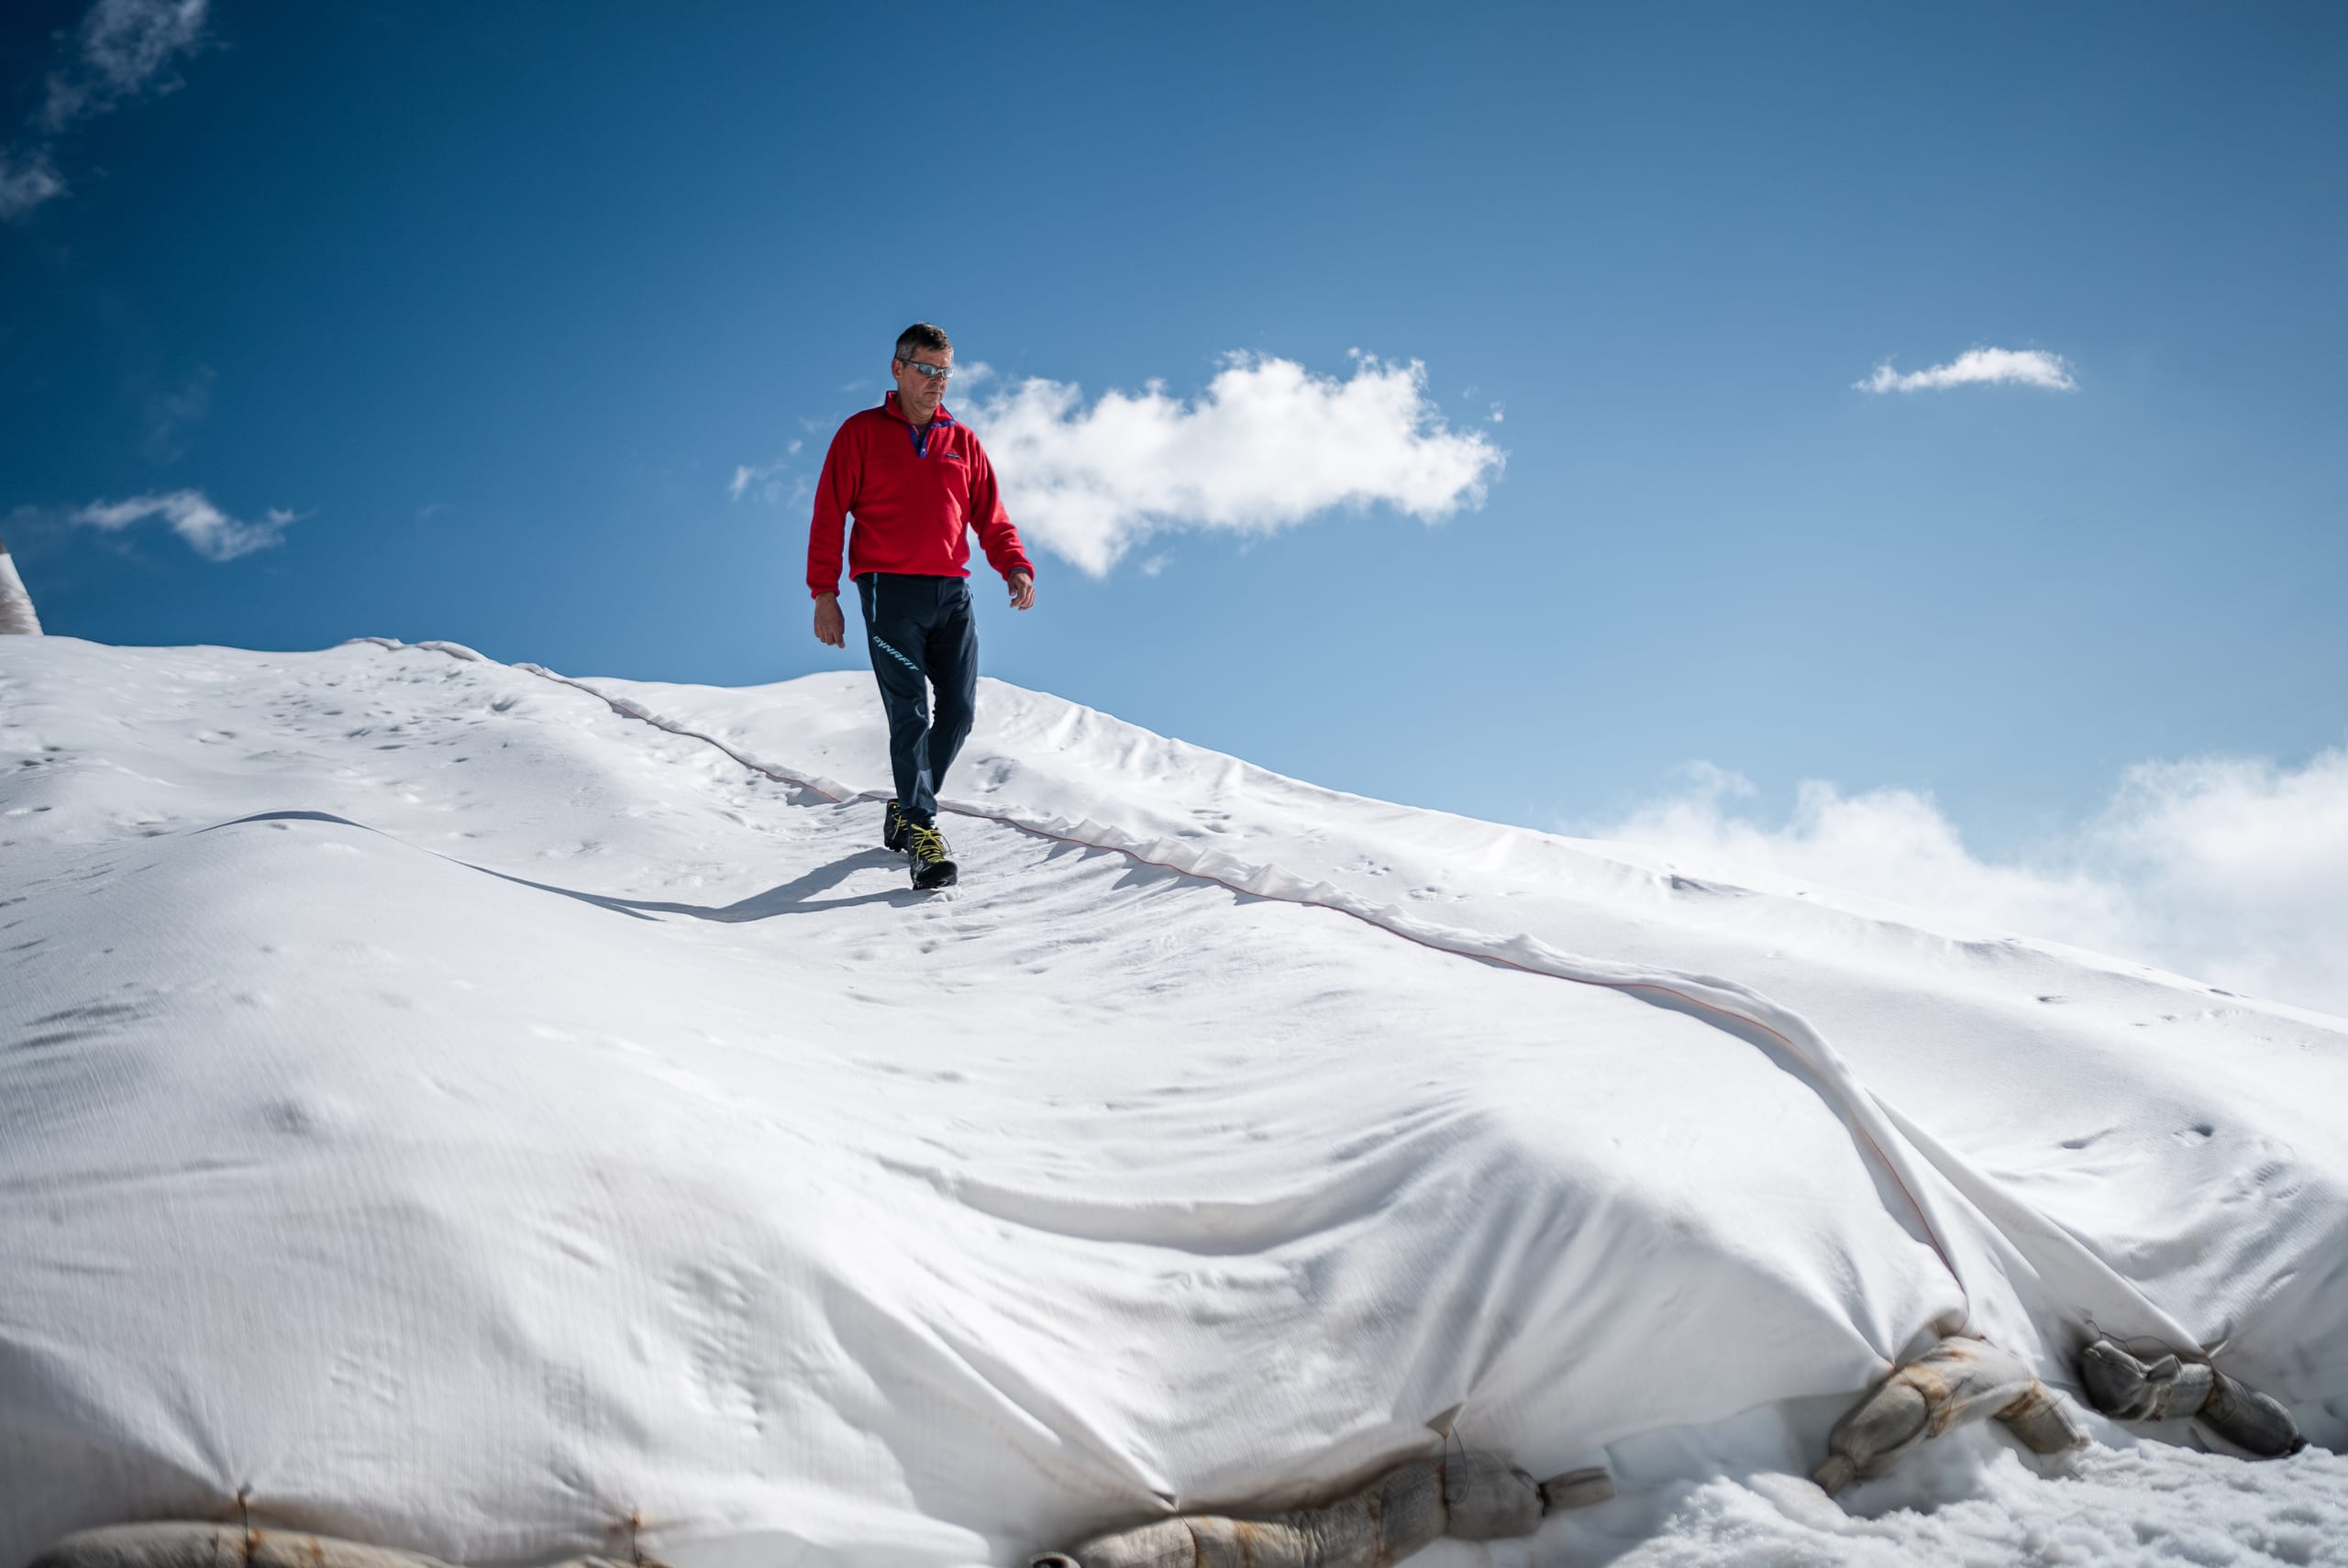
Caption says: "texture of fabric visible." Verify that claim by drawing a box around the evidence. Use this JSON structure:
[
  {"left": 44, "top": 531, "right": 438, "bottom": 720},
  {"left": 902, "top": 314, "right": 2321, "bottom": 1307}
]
[{"left": 807, "top": 392, "right": 1033, "bottom": 598}]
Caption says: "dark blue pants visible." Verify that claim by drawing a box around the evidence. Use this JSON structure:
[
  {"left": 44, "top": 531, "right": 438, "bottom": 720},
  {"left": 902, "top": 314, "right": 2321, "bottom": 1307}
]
[{"left": 856, "top": 572, "right": 977, "bottom": 826}]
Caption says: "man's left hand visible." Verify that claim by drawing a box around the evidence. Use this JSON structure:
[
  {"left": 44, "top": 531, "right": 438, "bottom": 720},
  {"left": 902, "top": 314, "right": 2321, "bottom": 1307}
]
[{"left": 1007, "top": 572, "right": 1036, "bottom": 612}]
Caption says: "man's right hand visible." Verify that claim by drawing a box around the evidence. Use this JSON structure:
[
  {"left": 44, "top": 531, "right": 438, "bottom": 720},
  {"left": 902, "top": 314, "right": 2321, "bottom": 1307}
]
[{"left": 813, "top": 592, "right": 846, "bottom": 648}]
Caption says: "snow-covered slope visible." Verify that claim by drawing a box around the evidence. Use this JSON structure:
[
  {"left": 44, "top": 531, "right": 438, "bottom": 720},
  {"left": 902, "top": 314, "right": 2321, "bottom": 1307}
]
[{"left": 2, "top": 637, "right": 2342, "bottom": 1568}]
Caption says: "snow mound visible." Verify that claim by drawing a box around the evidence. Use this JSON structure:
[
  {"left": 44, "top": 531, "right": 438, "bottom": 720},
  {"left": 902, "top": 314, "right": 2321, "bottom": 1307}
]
[{"left": 2, "top": 638, "right": 2342, "bottom": 1568}]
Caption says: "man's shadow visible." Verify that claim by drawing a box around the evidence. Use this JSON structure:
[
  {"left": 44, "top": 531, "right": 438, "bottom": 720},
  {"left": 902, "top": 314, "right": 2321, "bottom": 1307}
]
[
  {"left": 605, "top": 849, "right": 925, "bottom": 921},
  {"left": 203, "top": 810, "right": 928, "bottom": 922}
]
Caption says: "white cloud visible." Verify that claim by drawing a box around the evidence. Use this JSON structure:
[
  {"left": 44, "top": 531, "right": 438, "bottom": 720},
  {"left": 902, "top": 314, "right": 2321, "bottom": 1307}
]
[
  {"left": 42, "top": 0, "right": 208, "bottom": 130},
  {"left": 4, "top": 0, "right": 207, "bottom": 221},
  {"left": 726, "top": 452, "right": 804, "bottom": 508},
  {"left": 83, "top": 0, "right": 206, "bottom": 85},
  {"left": 1855, "top": 348, "right": 2077, "bottom": 394},
  {"left": 1577, "top": 749, "right": 2348, "bottom": 1019},
  {"left": 73, "top": 489, "right": 297, "bottom": 561},
  {"left": 966, "top": 352, "right": 1505, "bottom": 576},
  {"left": 0, "top": 150, "right": 66, "bottom": 219}
]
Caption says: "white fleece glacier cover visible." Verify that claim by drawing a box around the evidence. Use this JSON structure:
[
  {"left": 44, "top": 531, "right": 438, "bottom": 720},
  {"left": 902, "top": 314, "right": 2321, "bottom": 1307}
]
[
  {"left": 0, "top": 547, "right": 41, "bottom": 636},
  {"left": 2, "top": 636, "right": 2343, "bottom": 1568}
]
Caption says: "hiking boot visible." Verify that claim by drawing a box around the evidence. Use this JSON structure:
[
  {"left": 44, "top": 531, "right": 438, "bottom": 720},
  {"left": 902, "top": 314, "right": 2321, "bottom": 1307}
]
[
  {"left": 882, "top": 799, "right": 911, "bottom": 854},
  {"left": 903, "top": 819, "right": 958, "bottom": 890}
]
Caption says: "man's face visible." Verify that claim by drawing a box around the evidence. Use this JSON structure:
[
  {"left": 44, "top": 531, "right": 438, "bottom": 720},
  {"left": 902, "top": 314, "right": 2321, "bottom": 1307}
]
[{"left": 892, "top": 346, "right": 953, "bottom": 421}]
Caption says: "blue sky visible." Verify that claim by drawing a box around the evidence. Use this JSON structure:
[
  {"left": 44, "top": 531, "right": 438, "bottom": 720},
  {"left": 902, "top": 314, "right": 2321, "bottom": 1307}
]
[{"left": 6, "top": 1, "right": 2343, "bottom": 865}]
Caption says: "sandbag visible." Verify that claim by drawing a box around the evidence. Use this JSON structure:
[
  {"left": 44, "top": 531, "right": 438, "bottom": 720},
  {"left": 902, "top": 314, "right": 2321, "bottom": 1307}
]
[
  {"left": 1992, "top": 1378, "right": 2091, "bottom": 1458},
  {"left": 30, "top": 1524, "right": 457, "bottom": 1568},
  {"left": 28, "top": 1524, "right": 631, "bottom": 1568},
  {"left": 1812, "top": 1336, "right": 2087, "bottom": 1495},
  {"left": 1031, "top": 1450, "right": 1609, "bottom": 1568},
  {"left": 1535, "top": 1466, "right": 1615, "bottom": 1512},
  {"left": 2079, "top": 1338, "right": 2303, "bottom": 1458}
]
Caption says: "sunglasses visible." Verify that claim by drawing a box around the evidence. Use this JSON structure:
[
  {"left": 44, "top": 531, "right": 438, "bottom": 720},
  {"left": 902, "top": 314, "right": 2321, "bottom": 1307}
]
[{"left": 896, "top": 357, "right": 953, "bottom": 381}]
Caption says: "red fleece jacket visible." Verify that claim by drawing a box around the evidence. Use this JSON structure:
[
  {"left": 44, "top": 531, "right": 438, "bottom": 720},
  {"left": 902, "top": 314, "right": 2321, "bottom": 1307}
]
[{"left": 804, "top": 392, "right": 1034, "bottom": 598}]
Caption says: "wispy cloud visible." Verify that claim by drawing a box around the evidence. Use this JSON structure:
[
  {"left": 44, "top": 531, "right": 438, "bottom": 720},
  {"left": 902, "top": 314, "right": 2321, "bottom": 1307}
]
[
  {"left": 1577, "top": 748, "right": 2348, "bottom": 1019},
  {"left": 726, "top": 439, "right": 804, "bottom": 506},
  {"left": 73, "top": 489, "right": 297, "bottom": 561},
  {"left": 3, "top": 0, "right": 210, "bottom": 222},
  {"left": 1855, "top": 347, "right": 2077, "bottom": 394},
  {"left": 42, "top": 0, "right": 208, "bottom": 130},
  {"left": 968, "top": 351, "right": 1504, "bottom": 576},
  {"left": 0, "top": 151, "right": 67, "bottom": 220}
]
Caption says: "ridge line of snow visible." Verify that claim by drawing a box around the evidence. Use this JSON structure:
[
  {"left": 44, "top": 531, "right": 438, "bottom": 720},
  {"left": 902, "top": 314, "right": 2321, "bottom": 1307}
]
[{"left": 349, "top": 638, "right": 2205, "bottom": 1375}]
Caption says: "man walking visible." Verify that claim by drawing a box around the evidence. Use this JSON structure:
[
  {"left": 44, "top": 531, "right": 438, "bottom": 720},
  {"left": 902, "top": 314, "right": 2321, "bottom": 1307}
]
[{"left": 808, "top": 324, "right": 1036, "bottom": 889}]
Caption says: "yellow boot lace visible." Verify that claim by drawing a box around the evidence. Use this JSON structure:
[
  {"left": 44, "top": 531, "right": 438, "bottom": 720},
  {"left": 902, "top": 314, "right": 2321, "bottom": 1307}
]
[{"left": 904, "top": 822, "right": 951, "bottom": 864}]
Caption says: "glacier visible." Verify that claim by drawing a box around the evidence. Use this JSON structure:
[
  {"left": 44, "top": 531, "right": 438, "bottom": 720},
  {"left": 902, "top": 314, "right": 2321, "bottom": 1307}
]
[{"left": 3, "top": 635, "right": 2343, "bottom": 1567}]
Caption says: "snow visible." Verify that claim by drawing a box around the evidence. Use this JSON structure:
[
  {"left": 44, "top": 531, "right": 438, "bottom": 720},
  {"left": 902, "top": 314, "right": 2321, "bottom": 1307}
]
[
  {"left": 0, "top": 543, "right": 40, "bottom": 635},
  {"left": 1545, "top": 1432, "right": 2348, "bottom": 1567},
  {"left": 2, "top": 635, "right": 2342, "bottom": 1568}
]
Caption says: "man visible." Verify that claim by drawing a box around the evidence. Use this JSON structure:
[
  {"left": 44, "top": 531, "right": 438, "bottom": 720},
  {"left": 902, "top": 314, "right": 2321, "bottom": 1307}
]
[{"left": 807, "top": 323, "right": 1036, "bottom": 889}]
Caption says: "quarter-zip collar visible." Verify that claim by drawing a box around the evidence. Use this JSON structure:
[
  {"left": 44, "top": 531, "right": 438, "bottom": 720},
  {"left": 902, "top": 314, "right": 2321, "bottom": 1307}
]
[{"left": 884, "top": 391, "right": 957, "bottom": 457}]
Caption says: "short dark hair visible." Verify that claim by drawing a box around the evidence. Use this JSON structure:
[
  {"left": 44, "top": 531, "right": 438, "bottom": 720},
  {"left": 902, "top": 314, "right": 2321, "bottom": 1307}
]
[{"left": 895, "top": 323, "right": 951, "bottom": 361}]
